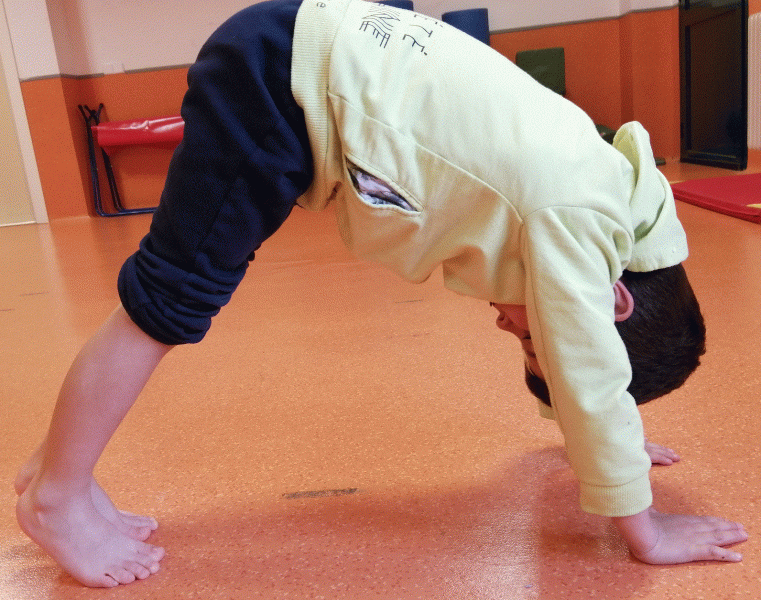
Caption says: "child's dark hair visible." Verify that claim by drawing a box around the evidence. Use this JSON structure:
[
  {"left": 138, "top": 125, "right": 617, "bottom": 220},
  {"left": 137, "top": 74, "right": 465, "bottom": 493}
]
[{"left": 526, "top": 264, "right": 706, "bottom": 407}]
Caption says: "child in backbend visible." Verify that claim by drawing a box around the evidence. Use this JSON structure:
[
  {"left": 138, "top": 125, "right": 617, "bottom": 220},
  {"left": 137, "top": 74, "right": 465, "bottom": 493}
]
[{"left": 15, "top": 0, "right": 747, "bottom": 587}]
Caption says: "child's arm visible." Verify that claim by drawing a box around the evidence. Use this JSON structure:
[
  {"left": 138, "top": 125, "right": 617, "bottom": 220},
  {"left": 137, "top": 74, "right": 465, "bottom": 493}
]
[{"left": 612, "top": 506, "right": 748, "bottom": 564}]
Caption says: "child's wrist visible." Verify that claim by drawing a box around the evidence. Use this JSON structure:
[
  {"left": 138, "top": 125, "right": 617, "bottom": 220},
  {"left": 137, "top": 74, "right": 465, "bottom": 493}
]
[{"left": 611, "top": 506, "right": 658, "bottom": 558}]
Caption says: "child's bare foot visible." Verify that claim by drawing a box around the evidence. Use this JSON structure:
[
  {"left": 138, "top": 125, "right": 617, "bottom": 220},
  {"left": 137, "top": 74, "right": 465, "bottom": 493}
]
[
  {"left": 89, "top": 482, "right": 159, "bottom": 541},
  {"left": 645, "top": 439, "right": 681, "bottom": 466},
  {"left": 16, "top": 482, "right": 164, "bottom": 588},
  {"left": 15, "top": 449, "right": 157, "bottom": 541}
]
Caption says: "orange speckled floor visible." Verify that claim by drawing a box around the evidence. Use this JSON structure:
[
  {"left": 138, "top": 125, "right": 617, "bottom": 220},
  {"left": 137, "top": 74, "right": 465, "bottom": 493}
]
[{"left": 1, "top": 159, "right": 760, "bottom": 599}]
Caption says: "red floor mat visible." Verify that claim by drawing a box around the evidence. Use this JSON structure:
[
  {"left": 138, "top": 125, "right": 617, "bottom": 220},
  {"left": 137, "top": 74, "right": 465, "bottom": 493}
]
[{"left": 671, "top": 173, "right": 761, "bottom": 223}]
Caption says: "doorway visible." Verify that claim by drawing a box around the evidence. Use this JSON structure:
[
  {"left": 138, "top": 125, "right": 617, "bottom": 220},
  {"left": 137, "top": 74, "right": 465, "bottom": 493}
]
[
  {"left": 680, "top": 0, "right": 748, "bottom": 170},
  {"left": 0, "top": 2, "right": 47, "bottom": 226},
  {"left": 0, "top": 47, "right": 34, "bottom": 225}
]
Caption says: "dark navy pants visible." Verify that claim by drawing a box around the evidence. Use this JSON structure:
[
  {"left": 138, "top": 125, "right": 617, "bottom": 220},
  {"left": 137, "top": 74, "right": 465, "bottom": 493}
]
[{"left": 118, "top": 0, "right": 312, "bottom": 345}]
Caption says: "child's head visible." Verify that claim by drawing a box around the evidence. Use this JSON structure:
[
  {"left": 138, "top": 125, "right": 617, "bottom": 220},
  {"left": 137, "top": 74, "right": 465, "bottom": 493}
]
[{"left": 525, "top": 263, "right": 706, "bottom": 407}]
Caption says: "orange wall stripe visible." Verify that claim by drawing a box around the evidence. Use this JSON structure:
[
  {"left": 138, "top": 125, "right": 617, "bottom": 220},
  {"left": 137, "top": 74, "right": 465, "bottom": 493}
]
[
  {"left": 619, "top": 9, "right": 680, "bottom": 160},
  {"left": 21, "top": 78, "right": 88, "bottom": 219}
]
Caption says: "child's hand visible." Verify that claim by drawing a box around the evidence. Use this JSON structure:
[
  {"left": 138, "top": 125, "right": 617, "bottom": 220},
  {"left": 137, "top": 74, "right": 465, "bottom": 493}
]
[
  {"left": 613, "top": 507, "right": 748, "bottom": 564},
  {"left": 644, "top": 439, "right": 680, "bottom": 466}
]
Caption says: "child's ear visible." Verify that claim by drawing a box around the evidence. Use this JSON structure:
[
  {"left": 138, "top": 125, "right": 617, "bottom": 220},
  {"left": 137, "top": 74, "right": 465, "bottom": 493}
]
[{"left": 614, "top": 280, "right": 634, "bottom": 322}]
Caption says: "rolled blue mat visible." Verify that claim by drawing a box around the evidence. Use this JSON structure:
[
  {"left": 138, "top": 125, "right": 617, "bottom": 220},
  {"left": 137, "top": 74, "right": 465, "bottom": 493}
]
[
  {"left": 376, "top": 0, "right": 414, "bottom": 9},
  {"left": 441, "top": 8, "right": 490, "bottom": 45}
]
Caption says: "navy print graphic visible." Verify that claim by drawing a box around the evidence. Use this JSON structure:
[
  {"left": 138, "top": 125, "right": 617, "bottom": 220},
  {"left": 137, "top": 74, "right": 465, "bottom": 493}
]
[{"left": 359, "top": 5, "right": 401, "bottom": 48}]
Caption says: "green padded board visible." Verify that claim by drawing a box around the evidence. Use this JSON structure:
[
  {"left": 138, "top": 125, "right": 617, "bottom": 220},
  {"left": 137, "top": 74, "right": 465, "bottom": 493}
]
[{"left": 515, "top": 47, "right": 566, "bottom": 96}]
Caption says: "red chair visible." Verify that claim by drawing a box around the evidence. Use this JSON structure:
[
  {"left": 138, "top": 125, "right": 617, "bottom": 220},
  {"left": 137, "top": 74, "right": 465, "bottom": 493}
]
[{"left": 79, "top": 104, "right": 184, "bottom": 216}]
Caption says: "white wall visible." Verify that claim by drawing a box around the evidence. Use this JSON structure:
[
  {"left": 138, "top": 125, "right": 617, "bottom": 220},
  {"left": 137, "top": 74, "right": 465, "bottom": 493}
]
[
  {"left": 4, "top": 0, "right": 58, "bottom": 80},
  {"left": 619, "top": 0, "right": 678, "bottom": 13},
  {"left": 7, "top": 0, "right": 677, "bottom": 80}
]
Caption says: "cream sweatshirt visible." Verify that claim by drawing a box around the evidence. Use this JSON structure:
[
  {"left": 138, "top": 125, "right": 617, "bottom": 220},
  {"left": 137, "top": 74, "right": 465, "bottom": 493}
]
[{"left": 291, "top": 0, "right": 688, "bottom": 516}]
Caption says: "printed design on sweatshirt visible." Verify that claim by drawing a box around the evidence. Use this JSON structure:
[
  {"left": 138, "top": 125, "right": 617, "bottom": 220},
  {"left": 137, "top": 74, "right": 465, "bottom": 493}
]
[
  {"left": 359, "top": 4, "right": 399, "bottom": 48},
  {"left": 359, "top": 5, "right": 443, "bottom": 55}
]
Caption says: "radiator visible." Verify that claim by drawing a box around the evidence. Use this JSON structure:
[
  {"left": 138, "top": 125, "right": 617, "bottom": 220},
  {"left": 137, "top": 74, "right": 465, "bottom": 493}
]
[{"left": 750, "top": 13, "right": 761, "bottom": 150}]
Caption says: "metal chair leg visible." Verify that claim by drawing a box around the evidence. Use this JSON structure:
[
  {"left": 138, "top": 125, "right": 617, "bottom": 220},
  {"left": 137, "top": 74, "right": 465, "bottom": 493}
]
[{"left": 79, "top": 104, "right": 157, "bottom": 217}]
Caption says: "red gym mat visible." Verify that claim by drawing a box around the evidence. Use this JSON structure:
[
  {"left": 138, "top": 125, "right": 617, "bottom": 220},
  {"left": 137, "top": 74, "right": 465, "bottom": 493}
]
[{"left": 671, "top": 173, "right": 761, "bottom": 224}]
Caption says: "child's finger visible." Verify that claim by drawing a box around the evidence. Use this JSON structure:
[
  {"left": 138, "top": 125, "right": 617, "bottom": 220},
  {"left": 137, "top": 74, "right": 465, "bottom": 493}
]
[
  {"left": 644, "top": 441, "right": 681, "bottom": 465},
  {"left": 694, "top": 520, "right": 748, "bottom": 563},
  {"left": 703, "top": 545, "right": 742, "bottom": 562}
]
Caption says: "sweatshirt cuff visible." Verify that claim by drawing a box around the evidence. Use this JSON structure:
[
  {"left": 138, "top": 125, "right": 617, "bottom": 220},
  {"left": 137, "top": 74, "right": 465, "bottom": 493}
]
[{"left": 579, "top": 471, "right": 652, "bottom": 517}]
